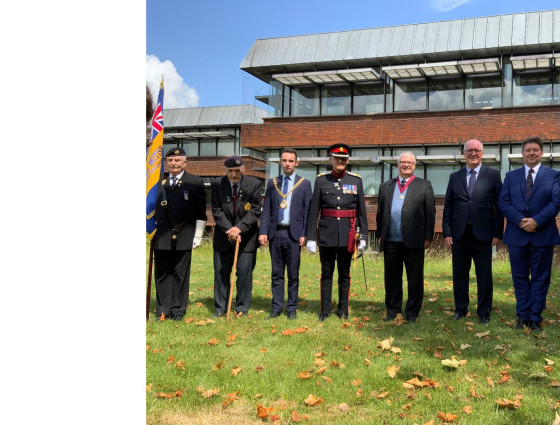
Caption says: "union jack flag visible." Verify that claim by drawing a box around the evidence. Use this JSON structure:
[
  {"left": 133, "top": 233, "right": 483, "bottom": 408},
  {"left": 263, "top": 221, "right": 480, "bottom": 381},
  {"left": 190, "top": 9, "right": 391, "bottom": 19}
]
[{"left": 146, "top": 79, "right": 164, "bottom": 239}]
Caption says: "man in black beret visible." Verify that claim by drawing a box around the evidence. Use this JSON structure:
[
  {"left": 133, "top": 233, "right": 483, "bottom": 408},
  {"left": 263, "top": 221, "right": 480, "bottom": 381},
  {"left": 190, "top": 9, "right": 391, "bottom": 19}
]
[
  {"left": 153, "top": 147, "right": 207, "bottom": 321},
  {"left": 306, "top": 143, "right": 368, "bottom": 322},
  {"left": 211, "top": 156, "right": 263, "bottom": 317}
]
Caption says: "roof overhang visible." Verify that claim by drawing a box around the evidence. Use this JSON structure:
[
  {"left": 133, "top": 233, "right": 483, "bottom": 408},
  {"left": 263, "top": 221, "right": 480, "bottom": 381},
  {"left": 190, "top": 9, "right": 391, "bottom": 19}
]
[
  {"left": 164, "top": 131, "right": 235, "bottom": 140},
  {"left": 382, "top": 58, "right": 501, "bottom": 80},
  {"left": 511, "top": 53, "right": 557, "bottom": 70},
  {"left": 508, "top": 153, "right": 560, "bottom": 163},
  {"left": 272, "top": 67, "right": 380, "bottom": 86},
  {"left": 268, "top": 156, "right": 379, "bottom": 165},
  {"left": 379, "top": 154, "right": 500, "bottom": 164}
]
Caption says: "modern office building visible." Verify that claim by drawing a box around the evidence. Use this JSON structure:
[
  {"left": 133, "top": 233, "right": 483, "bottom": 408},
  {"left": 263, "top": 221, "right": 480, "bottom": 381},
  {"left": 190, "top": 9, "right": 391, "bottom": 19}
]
[{"left": 239, "top": 9, "right": 560, "bottom": 242}]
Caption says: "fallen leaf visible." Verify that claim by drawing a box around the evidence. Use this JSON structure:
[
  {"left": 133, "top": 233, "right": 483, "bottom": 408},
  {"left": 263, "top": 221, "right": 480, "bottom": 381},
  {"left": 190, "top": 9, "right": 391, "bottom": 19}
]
[
  {"left": 256, "top": 403, "right": 273, "bottom": 419},
  {"left": 231, "top": 366, "right": 243, "bottom": 376},
  {"left": 198, "top": 387, "right": 220, "bottom": 398},
  {"left": 321, "top": 375, "right": 333, "bottom": 384},
  {"left": 390, "top": 347, "right": 402, "bottom": 354},
  {"left": 437, "top": 412, "right": 458, "bottom": 422},
  {"left": 387, "top": 365, "right": 400, "bottom": 378},
  {"left": 441, "top": 356, "right": 460, "bottom": 368},
  {"left": 496, "top": 397, "right": 521, "bottom": 409},
  {"left": 294, "top": 326, "right": 308, "bottom": 333},
  {"left": 462, "top": 405, "right": 472, "bottom": 414},
  {"left": 434, "top": 350, "right": 443, "bottom": 359},
  {"left": 469, "top": 386, "right": 485, "bottom": 399},
  {"left": 227, "top": 334, "right": 237, "bottom": 342},
  {"left": 545, "top": 358, "right": 555, "bottom": 366},
  {"left": 146, "top": 383, "right": 152, "bottom": 391},
  {"left": 222, "top": 391, "right": 239, "bottom": 409},
  {"left": 338, "top": 402, "right": 350, "bottom": 412},
  {"left": 298, "top": 371, "right": 312, "bottom": 380},
  {"left": 460, "top": 343, "right": 472, "bottom": 350},
  {"left": 256, "top": 365, "right": 264, "bottom": 373},
  {"left": 260, "top": 348, "right": 268, "bottom": 353},
  {"left": 553, "top": 412, "right": 560, "bottom": 425},
  {"left": 212, "top": 361, "right": 225, "bottom": 371},
  {"left": 352, "top": 379, "right": 362, "bottom": 386},
  {"left": 330, "top": 361, "right": 344, "bottom": 368},
  {"left": 356, "top": 388, "right": 363, "bottom": 397},
  {"left": 175, "top": 360, "right": 185, "bottom": 370},
  {"left": 497, "top": 375, "right": 510, "bottom": 384},
  {"left": 290, "top": 410, "right": 303, "bottom": 422},
  {"left": 167, "top": 355, "right": 174, "bottom": 364},
  {"left": 486, "top": 377, "right": 495, "bottom": 388},
  {"left": 364, "top": 358, "right": 372, "bottom": 366},
  {"left": 475, "top": 331, "right": 490, "bottom": 338},
  {"left": 314, "top": 358, "right": 326, "bottom": 366},
  {"left": 378, "top": 337, "right": 394, "bottom": 350},
  {"left": 282, "top": 329, "right": 294, "bottom": 336},
  {"left": 545, "top": 365, "right": 554, "bottom": 373},
  {"left": 304, "top": 393, "right": 324, "bottom": 406},
  {"left": 254, "top": 393, "right": 263, "bottom": 399},
  {"left": 207, "top": 338, "right": 219, "bottom": 346},
  {"left": 315, "top": 366, "right": 327, "bottom": 374}
]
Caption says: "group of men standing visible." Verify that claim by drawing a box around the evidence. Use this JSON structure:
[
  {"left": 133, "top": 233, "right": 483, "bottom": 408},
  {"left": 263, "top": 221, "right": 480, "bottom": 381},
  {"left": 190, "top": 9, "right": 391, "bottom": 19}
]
[{"left": 151, "top": 137, "right": 560, "bottom": 332}]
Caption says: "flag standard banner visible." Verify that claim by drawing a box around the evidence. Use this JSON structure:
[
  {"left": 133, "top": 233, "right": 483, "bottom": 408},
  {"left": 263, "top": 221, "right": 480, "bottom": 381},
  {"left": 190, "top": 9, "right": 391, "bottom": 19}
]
[{"left": 146, "top": 80, "right": 164, "bottom": 239}]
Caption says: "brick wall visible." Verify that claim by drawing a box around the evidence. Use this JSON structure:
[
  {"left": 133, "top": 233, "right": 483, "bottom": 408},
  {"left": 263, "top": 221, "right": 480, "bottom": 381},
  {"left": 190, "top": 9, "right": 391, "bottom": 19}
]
[
  {"left": 241, "top": 106, "right": 560, "bottom": 148},
  {"left": 166, "top": 156, "right": 266, "bottom": 180}
]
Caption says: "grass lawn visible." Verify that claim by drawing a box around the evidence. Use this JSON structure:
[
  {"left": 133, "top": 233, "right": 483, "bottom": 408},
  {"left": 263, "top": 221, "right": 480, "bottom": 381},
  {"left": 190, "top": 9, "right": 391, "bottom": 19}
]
[{"left": 146, "top": 244, "right": 560, "bottom": 425}]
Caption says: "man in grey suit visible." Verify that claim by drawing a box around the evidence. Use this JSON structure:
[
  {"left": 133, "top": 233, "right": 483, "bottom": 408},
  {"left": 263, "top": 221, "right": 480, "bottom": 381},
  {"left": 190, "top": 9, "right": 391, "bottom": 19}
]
[
  {"left": 442, "top": 139, "right": 503, "bottom": 324},
  {"left": 376, "top": 152, "right": 435, "bottom": 323}
]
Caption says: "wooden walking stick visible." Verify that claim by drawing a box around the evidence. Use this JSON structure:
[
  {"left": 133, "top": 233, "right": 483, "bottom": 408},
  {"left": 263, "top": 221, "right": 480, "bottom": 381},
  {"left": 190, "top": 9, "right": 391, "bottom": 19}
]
[
  {"left": 146, "top": 239, "right": 155, "bottom": 321},
  {"left": 226, "top": 238, "right": 241, "bottom": 321}
]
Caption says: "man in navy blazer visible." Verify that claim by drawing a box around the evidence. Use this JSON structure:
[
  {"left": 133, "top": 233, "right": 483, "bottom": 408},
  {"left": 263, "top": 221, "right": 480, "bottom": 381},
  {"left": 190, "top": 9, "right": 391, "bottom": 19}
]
[
  {"left": 498, "top": 137, "right": 560, "bottom": 331},
  {"left": 259, "top": 148, "right": 312, "bottom": 320},
  {"left": 442, "top": 139, "right": 504, "bottom": 324}
]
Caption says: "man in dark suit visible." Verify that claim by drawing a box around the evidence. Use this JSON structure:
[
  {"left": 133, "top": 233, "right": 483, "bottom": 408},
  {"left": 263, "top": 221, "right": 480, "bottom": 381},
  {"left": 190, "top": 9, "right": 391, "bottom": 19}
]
[
  {"left": 442, "top": 139, "right": 504, "bottom": 324},
  {"left": 259, "top": 148, "right": 312, "bottom": 320},
  {"left": 211, "top": 156, "right": 263, "bottom": 317},
  {"left": 154, "top": 147, "right": 207, "bottom": 321},
  {"left": 306, "top": 143, "right": 368, "bottom": 322},
  {"left": 498, "top": 137, "right": 560, "bottom": 331},
  {"left": 376, "top": 152, "right": 435, "bottom": 323}
]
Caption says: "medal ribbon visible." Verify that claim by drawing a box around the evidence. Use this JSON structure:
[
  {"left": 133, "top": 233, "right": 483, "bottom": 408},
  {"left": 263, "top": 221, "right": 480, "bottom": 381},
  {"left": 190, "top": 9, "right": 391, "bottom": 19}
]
[{"left": 397, "top": 175, "right": 415, "bottom": 194}]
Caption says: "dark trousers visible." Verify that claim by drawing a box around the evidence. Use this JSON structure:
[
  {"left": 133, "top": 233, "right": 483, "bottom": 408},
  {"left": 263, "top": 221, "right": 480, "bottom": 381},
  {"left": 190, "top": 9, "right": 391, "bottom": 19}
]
[
  {"left": 213, "top": 247, "right": 256, "bottom": 314},
  {"left": 508, "top": 243, "right": 553, "bottom": 323},
  {"left": 452, "top": 225, "right": 493, "bottom": 318},
  {"left": 270, "top": 229, "right": 301, "bottom": 313},
  {"left": 383, "top": 242, "right": 425, "bottom": 319},
  {"left": 154, "top": 248, "right": 192, "bottom": 319},
  {"left": 319, "top": 246, "right": 353, "bottom": 316}
]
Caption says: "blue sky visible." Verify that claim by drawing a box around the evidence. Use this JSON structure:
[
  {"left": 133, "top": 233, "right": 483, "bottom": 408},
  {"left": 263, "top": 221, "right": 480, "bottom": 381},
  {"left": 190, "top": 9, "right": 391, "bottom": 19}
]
[{"left": 147, "top": 0, "right": 560, "bottom": 110}]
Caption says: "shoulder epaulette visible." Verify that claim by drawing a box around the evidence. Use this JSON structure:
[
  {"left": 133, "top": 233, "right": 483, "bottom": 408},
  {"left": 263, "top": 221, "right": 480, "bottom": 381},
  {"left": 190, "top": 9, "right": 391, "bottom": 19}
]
[
  {"left": 317, "top": 172, "right": 329, "bottom": 177},
  {"left": 347, "top": 171, "right": 361, "bottom": 178}
]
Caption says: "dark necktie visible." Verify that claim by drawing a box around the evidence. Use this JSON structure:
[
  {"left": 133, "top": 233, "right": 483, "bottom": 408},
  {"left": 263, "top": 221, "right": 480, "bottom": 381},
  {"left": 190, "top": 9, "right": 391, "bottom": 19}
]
[
  {"left": 526, "top": 168, "right": 534, "bottom": 196},
  {"left": 278, "top": 176, "right": 289, "bottom": 222},
  {"left": 400, "top": 179, "right": 406, "bottom": 188},
  {"left": 467, "top": 169, "right": 476, "bottom": 195},
  {"left": 232, "top": 184, "right": 238, "bottom": 215}
]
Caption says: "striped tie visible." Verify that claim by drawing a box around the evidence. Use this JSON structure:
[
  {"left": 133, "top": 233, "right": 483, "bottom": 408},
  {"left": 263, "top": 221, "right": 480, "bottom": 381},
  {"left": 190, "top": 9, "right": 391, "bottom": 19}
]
[{"left": 526, "top": 168, "right": 534, "bottom": 196}]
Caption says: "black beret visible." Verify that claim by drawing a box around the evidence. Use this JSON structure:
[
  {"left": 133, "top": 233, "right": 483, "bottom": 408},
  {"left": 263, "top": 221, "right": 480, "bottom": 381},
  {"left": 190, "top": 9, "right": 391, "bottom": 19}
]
[
  {"left": 165, "top": 147, "right": 186, "bottom": 157},
  {"left": 224, "top": 156, "right": 244, "bottom": 167},
  {"left": 327, "top": 143, "right": 351, "bottom": 157}
]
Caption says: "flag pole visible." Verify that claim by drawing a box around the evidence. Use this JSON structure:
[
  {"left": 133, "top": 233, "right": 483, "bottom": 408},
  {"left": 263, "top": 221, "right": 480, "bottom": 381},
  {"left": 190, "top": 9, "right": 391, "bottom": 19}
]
[{"left": 146, "top": 239, "right": 155, "bottom": 321}]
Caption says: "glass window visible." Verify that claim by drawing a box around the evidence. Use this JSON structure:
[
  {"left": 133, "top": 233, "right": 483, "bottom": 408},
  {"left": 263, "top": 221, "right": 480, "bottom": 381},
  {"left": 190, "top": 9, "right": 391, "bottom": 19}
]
[
  {"left": 503, "top": 61, "right": 513, "bottom": 108},
  {"left": 554, "top": 70, "right": 560, "bottom": 105},
  {"left": 291, "top": 86, "right": 320, "bottom": 116},
  {"left": 353, "top": 82, "right": 385, "bottom": 114},
  {"left": 353, "top": 165, "right": 381, "bottom": 195},
  {"left": 322, "top": 84, "right": 351, "bottom": 115},
  {"left": 199, "top": 139, "right": 216, "bottom": 156},
  {"left": 217, "top": 138, "right": 235, "bottom": 156},
  {"left": 465, "top": 74, "right": 502, "bottom": 109},
  {"left": 163, "top": 141, "right": 178, "bottom": 156},
  {"left": 428, "top": 77, "right": 464, "bottom": 111},
  {"left": 426, "top": 164, "right": 461, "bottom": 195},
  {"left": 513, "top": 71, "right": 553, "bottom": 106},
  {"left": 182, "top": 140, "right": 198, "bottom": 157},
  {"left": 270, "top": 81, "right": 283, "bottom": 117},
  {"left": 266, "top": 150, "right": 280, "bottom": 178},
  {"left": 394, "top": 79, "right": 427, "bottom": 112},
  {"left": 297, "top": 165, "right": 319, "bottom": 188}
]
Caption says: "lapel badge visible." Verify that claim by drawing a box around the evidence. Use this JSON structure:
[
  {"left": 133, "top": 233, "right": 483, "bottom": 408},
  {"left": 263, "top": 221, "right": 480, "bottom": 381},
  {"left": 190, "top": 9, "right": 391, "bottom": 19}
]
[
  {"left": 244, "top": 202, "right": 251, "bottom": 211},
  {"left": 162, "top": 179, "right": 167, "bottom": 186},
  {"left": 184, "top": 190, "right": 189, "bottom": 200}
]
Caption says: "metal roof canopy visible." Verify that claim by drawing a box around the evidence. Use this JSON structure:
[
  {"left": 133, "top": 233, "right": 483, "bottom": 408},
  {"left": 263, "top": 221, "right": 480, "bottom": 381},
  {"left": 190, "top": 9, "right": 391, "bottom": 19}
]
[
  {"left": 268, "top": 156, "right": 379, "bottom": 165},
  {"left": 272, "top": 67, "right": 380, "bottom": 86},
  {"left": 164, "top": 131, "right": 235, "bottom": 139},
  {"left": 241, "top": 10, "right": 560, "bottom": 82},
  {"left": 380, "top": 154, "right": 500, "bottom": 164},
  {"left": 163, "top": 105, "right": 268, "bottom": 128},
  {"left": 508, "top": 153, "right": 560, "bottom": 162},
  {"left": 510, "top": 53, "right": 559, "bottom": 70}
]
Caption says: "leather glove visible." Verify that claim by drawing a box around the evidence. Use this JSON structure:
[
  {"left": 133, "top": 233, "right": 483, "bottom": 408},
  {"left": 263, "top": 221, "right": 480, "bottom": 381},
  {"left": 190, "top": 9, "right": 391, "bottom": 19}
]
[
  {"left": 192, "top": 220, "right": 206, "bottom": 249},
  {"left": 306, "top": 240, "right": 317, "bottom": 254},
  {"left": 358, "top": 239, "right": 366, "bottom": 252}
]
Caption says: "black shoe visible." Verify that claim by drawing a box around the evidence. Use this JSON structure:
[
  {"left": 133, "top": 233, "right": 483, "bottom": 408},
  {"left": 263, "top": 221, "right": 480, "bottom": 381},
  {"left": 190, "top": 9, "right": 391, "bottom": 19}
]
[
  {"left": 318, "top": 314, "right": 329, "bottom": 322},
  {"left": 454, "top": 312, "right": 466, "bottom": 320},
  {"left": 171, "top": 315, "right": 184, "bottom": 321},
  {"left": 287, "top": 311, "right": 297, "bottom": 320},
  {"left": 529, "top": 321, "right": 542, "bottom": 331},
  {"left": 479, "top": 316, "right": 490, "bottom": 325},
  {"left": 382, "top": 314, "right": 396, "bottom": 322},
  {"left": 337, "top": 312, "right": 348, "bottom": 320},
  {"left": 406, "top": 316, "right": 417, "bottom": 323},
  {"left": 514, "top": 319, "right": 528, "bottom": 329},
  {"left": 211, "top": 312, "right": 224, "bottom": 318},
  {"left": 267, "top": 311, "right": 282, "bottom": 320}
]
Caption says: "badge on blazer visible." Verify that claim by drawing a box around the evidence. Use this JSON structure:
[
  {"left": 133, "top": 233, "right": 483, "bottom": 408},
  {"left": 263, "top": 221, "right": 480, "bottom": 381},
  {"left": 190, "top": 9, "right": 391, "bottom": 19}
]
[
  {"left": 244, "top": 202, "right": 251, "bottom": 211},
  {"left": 184, "top": 190, "right": 189, "bottom": 200},
  {"left": 162, "top": 179, "right": 167, "bottom": 185}
]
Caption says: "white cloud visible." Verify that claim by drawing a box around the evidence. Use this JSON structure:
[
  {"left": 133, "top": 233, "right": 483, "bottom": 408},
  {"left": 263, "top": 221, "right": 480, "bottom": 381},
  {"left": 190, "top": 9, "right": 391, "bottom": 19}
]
[
  {"left": 429, "top": 0, "right": 472, "bottom": 12},
  {"left": 146, "top": 54, "right": 199, "bottom": 109}
]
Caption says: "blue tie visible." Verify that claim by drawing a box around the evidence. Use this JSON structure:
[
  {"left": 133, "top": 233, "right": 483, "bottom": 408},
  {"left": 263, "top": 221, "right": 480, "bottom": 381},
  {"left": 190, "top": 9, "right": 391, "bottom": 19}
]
[
  {"left": 467, "top": 169, "right": 476, "bottom": 196},
  {"left": 278, "top": 176, "right": 289, "bottom": 223}
]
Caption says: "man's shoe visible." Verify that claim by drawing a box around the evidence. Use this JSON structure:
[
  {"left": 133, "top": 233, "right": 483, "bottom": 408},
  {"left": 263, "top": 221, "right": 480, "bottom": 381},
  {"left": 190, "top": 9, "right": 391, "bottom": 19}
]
[
  {"left": 382, "top": 314, "right": 396, "bottom": 322},
  {"left": 267, "top": 311, "right": 282, "bottom": 320},
  {"left": 529, "top": 321, "right": 542, "bottom": 331},
  {"left": 171, "top": 315, "right": 184, "bottom": 321},
  {"left": 479, "top": 316, "right": 490, "bottom": 325},
  {"left": 514, "top": 319, "right": 528, "bottom": 329},
  {"left": 337, "top": 312, "right": 348, "bottom": 320},
  {"left": 211, "top": 312, "right": 224, "bottom": 318},
  {"left": 287, "top": 311, "right": 297, "bottom": 320},
  {"left": 406, "top": 316, "right": 417, "bottom": 323},
  {"left": 318, "top": 314, "right": 329, "bottom": 322},
  {"left": 454, "top": 312, "right": 466, "bottom": 320}
]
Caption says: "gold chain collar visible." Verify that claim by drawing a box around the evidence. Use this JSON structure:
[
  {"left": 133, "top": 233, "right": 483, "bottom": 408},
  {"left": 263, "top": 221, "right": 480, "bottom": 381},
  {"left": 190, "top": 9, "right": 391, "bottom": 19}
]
[{"left": 273, "top": 176, "right": 304, "bottom": 209}]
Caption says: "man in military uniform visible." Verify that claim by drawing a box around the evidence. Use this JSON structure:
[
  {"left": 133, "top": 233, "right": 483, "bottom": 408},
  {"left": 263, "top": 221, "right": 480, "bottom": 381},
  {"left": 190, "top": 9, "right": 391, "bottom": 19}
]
[
  {"left": 154, "top": 147, "right": 207, "bottom": 321},
  {"left": 211, "top": 156, "right": 263, "bottom": 317},
  {"left": 306, "top": 143, "right": 368, "bottom": 322}
]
